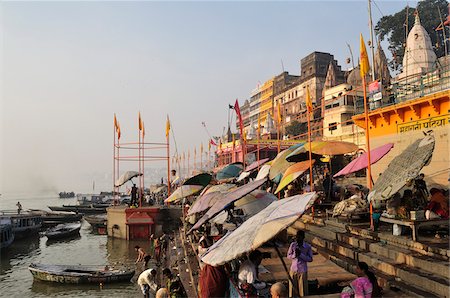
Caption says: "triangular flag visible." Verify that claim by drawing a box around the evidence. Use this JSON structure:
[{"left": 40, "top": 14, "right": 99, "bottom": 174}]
[{"left": 360, "top": 33, "right": 370, "bottom": 79}]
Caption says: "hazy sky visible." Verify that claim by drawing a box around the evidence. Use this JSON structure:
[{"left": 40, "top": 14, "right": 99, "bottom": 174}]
[{"left": 0, "top": 1, "right": 416, "bottom": 195}]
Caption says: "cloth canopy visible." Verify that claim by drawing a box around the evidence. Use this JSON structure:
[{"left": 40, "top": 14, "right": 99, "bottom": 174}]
[
  {"left": 333, "top": 143, "right": 394, "bottom": 178},
  {"left": 164, "top": 185, "right": 204, "bottom": 203},
  {"left": 201, "top": 192, "right": 317, "bottom": 266},
  {"left": 115, "top": 171, "right": 142, "bottom": 187},
  {"left": 275, "top": 160, "right": 315, "bottom": 194}
]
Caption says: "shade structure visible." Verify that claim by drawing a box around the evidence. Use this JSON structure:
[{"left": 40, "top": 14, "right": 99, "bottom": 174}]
[
  {"left": 115, "top": 171, "right": 142, "bottom": 187},
  {"left": 188, "top": 184, "right": 236, "bottom": 216},
  {"left": 164, "top": 185, "right": 204, "bottom": 203},
  {"left": 216, "top": 163, "right": 244, "bottom": 181},
  {"left": 255, "top": 164, "right": 271, "bottom": 181},
  {"left": 368, "top": 135, "right": 435, "bottom": 205},
  {"left": 210, "top": 190, "right": 277, "bottom": 225},
  {"left": 234, "top": 190, "right": 277, "bottom": 214},
  {"left": 274, "top": 160, "right": 315, "bottom": 194},
  {"left": 183, "top": 173, "right": 212, "bottom": 187},
  {"left": 245, "top": 158, "right": 270, "bottom": 172},
  {"left": 286, "top": 141, "right": 359, "bottom": 161},
  {"left": 268, "top": 147, "right": 298, "bottom": 182},
  {"left": 236, "top": 171, "right": 251, "bottom": 182},
  {"left": 188, "top": 178, "right": 267, "bottom": 233},
  {"left": 201, "top": 192, "right": 317, "bottom": 266},
  {"left": 333, "top": 143, "right": 394, "bottom": 178}
]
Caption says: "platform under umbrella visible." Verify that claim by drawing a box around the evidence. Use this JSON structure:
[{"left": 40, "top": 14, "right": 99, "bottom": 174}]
[
  {"left": 201, "top": 192, "right": 317, "bottom": 266},
  {"left": 188, "top": 178, "right": 267, "bottom": 233}
]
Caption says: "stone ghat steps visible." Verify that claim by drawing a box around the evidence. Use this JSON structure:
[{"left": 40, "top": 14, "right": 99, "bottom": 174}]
[{"left": 288, "top": 219, "right": 450, "bottom": 297}]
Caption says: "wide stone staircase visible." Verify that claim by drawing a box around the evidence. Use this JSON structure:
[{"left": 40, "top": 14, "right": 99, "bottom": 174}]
[{"left": 287, "top": 216, "right": 450, "bottom": 297}]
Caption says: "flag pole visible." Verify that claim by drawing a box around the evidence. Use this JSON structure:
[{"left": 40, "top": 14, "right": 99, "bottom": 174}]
[
  {"left": 113, "top": 115, "right": 116, "bottom": 205},
  {"left": 360, "top": 33, "right": 374, "bottom": 230},
  {"left": 306, "top": 88, "right": 315, "bottom": 219},
  {"left": 167, "top": 118, "right": 171, "bottom": 197},
  {"left": 363, "top": 76, "right": 374, "bottom": 229},
  {"left": 257, "top": 116, "right": 261, "bottom": 169}
]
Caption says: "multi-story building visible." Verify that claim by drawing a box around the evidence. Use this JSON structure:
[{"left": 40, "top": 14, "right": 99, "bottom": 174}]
[{"left": 259, "top": 78, "right": 274, "bottom": 125}]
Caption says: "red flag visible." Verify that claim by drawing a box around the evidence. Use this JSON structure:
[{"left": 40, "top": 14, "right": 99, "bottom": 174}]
[
  {"left": 209, "top": 139, "right": 217, "bottom": 146},
  {"left": 234, "top": 99, "right": 244, "bottom": 140}
]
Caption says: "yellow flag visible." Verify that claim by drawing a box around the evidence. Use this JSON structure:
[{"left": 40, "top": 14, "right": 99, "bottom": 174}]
[
  {"left": 142, "top": 121, "right": 145, "bottom": 138},
  {"left": 277, "top": 102, "right": 282, "bottom": 124},
  {"left": 138, "top": 112, "right": 143, "bottom": 130},
  {"left": 165, "top": 115, "right": 171, "bottom": 138},
  {"left": 200, "top": 143, "right": 203, "bottom": 154},
  {"left": 359, "top": 33, "right": 370, "bottom": 79},
  {"left": 305, "top": 86, "right": 313, "bottom": 113},
  {"left": 208, "top": 141, "right": 211, "bottom": 151},
  {"left": 232, "top": 134, "right": 236, "bottom": 147}
]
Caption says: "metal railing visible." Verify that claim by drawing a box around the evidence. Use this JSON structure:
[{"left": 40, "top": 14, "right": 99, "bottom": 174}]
[{"left": 355, "top": 62, "right": 450, "bottom": 113}]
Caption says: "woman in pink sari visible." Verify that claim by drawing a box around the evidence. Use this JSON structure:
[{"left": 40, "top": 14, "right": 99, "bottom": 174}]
[{"left": 341, "top": 262, "right": 381, "bottom": 298}]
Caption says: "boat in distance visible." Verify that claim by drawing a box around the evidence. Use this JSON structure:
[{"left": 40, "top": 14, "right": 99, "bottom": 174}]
[
  {"left": 45, "top": 222, "right": 81, "bottom": 240},
  {"left": 0, "top": 218, "right": 14, "bottom": 250},
  {"left": 48, "top": 205, "right": 107, "bottom": 214},
  {"left": 28, "top": 263, "right": 135, "bottom": 284}
]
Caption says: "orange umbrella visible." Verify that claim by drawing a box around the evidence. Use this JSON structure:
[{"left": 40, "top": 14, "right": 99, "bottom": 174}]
[{"left": 275, "top": 160, "right": 315, "bottom": 194}]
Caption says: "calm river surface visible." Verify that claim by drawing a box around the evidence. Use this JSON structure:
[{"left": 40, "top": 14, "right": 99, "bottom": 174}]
[{"left": 0, "top": 193, "right": 151, "bottom": 297}]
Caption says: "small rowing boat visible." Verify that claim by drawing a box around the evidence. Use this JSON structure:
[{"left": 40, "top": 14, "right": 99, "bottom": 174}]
[
  {"left": 45, "top": 222, "right": 81, "bottom": 240},
  {"left": 29, "top": 263, "right": 135, "bottom": 284}
]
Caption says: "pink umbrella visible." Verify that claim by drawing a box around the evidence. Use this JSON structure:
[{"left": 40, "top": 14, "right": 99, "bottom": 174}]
[
  {"left": 245, "top": 158, "right": 270, "bottom": 172},
  {"left": 333, "top": 143, "right": 394, "bottom": 178}
]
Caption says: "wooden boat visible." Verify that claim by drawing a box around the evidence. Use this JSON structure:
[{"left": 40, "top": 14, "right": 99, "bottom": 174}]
[
  {"left": 0, "top": 218, "right": 15, "bottom": 249},
  {"left": 48, "top": 205, "right": 107, "bottom": 214},
  {"left": 0, "top": 212, "right": 42, "bottom": 239},
  {"left": 29, "top": 263, "right": 135, "bottom": 284},
  {"left": 28, "top": 210, "right": 82, "bottom": 227},
  {"left": 84, "top": 214, "right": 107, "bottom": 235},
  {"left": 45, "top": 222, "right": 82, "bottom": 240}
]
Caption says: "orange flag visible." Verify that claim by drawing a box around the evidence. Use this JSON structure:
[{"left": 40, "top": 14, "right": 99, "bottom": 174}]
[
  {"left": 142, "top": 121, "right": 145, "bottom": 138},
  {"left": 165, "top": 115, "right": 171, "bottom": 138},
  {"left": 277, "top": 102, "right": 282, "bottom": 124},
  {"left": 360, "top": 33, "right": 370, "bottom": 79},
  {"left": 138, "top": 112, "right": 143, "bottom": 131},
  {"left": 305, "top": 86, "right": 313, "bottom": 113},
  {"left": 114, "top": 114, "right": 118, "bottom": 130},
  {"left": 117, "top": 122, "right": 121, "bottom": 140}
]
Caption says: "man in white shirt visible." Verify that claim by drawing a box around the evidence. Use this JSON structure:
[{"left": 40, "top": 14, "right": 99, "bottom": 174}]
[
  {"left": 137, "top": 268, "right": 158, "bottom": 298},
  {"left": 238, "top": 250, "right": 266, "bottom": 293}
]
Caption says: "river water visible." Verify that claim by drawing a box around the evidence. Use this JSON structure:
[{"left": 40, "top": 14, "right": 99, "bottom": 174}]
[{"left": 0, "top": 193, "right": 151, "bottom": 297}]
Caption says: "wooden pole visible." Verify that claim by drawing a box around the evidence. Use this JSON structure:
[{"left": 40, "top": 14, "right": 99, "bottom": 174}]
[
  {"left": 274, "top": 245, "right": 300, "bottom": 298},
  {"left": 307, "top": 107, "right": 315, "bottom": 218},
  {"left": 167, "top": 133, "right": 171, "bottom": 197},
  {"left": 363, "top": 76, "right": 373, "bottom": 230},
  {"left": 113, "top": 119, "right": 116, "bottom": 204}
]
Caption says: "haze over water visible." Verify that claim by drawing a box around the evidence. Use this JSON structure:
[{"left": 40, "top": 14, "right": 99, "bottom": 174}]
[{"left": 0, "top": 195, "right": 148, "bottom": 297}]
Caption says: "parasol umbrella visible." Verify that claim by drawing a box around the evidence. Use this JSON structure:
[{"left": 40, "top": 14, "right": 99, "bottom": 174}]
[
  {"left": 210, "top": 190, "right": 276, "bottom": 225},
  {"left": 245, "top": 158, "right": 270, "bottom": 172},
  {"left": 188, "top": 184, "right": 236, "bottom": 216},
  {"left": 216, "top": 163, "right": 244, "bottom": 181},
  {"left": 368, "top": 135, "right": 435, "bottom": 206},
  {"left": 286, "top": 141, "right": 358, "bottom": 161},
  {"left": 333, "top": 143, "right": 394, "bottom": 178},
  {"left": 164, "top": 185, "right": 204, "bottom": 203},
  {"left": 274, "top": 160, "right": 315, "bottom": 194},
  {"left": 115, "top": 171, "right": 142, "bottom": 187},
  {"left": 183, "top": 173, "right": 212, "bottom": 187},
  {"left": 255, "top": 164, "right": 271, "bottom": 181},
  {"left": 268, "top": 147, "right": 298, "bottom": 182},
  {"left": 188, "top": 178, "right": 267, "bottom": 233},
  {"left": 236, "top": 171, "right": 251, "bottom": 182},
  {"left": 201, "top": 192, "right": 317, "bottom": 266}
]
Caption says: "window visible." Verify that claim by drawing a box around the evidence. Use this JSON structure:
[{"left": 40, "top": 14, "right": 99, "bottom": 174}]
[{"left": 329, "top": 122, "right": 337, "bottom": 134}]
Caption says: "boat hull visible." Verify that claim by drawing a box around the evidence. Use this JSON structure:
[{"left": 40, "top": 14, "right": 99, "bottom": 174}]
[
  {"left": 48, "top": 206, "right": 106, "bottom": 215},
  {"left": 45, "top": 223, "right": 81, "bottom": 240},
  {"left": 0, "top": 224, "right": 14, "bottom": 249},
  {"left": 29, "top": 264, "right": 135, "bottom": 284}
]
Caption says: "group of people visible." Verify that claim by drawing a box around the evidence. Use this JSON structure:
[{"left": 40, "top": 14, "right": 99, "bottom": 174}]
[
  {"left": 135, "top": 234, "right": 171, "bottom": 268},
  {"left": 137, "top": 267, "right": 186, "bottom": 298}
]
